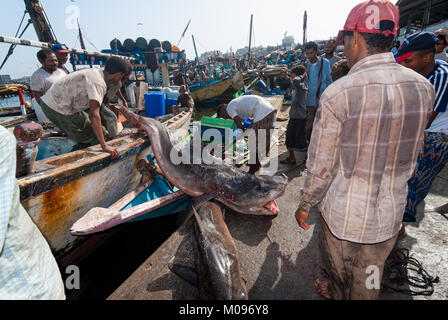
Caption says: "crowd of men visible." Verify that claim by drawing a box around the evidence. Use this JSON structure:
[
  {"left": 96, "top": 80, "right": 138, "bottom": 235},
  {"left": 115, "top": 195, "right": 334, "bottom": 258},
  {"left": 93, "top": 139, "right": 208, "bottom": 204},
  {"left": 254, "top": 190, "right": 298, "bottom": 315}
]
[
  {"left": 1, "top": 0, "right": 448, "bottom": 301},
  {"left": 292, "top": 0, "right": 448, "bottom": 300}
]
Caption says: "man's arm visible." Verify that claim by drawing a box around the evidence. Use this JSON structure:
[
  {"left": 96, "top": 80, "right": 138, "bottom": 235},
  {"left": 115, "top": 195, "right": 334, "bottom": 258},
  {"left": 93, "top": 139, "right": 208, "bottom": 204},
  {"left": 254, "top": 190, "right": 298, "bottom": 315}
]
[
  {"left": 116, "top": 90, "right": 128, "bottom": 108},
  {"left": 296, "top": 98, "right": 342, "bottom": 229},
  {"left": 32, "top": 91, "right": 44, "bottom": 104},
  {"left": 89, "top": 100, "right": 118, "bottom": 159},
  {"left": 426, "top": 111, "right": 440, "bottom": 129},
  {"left": 30, "top": 73, "right": 45, "bottom": 104},
  {"left": 233, "top": 116, "right": 245, "bottom": 130}
]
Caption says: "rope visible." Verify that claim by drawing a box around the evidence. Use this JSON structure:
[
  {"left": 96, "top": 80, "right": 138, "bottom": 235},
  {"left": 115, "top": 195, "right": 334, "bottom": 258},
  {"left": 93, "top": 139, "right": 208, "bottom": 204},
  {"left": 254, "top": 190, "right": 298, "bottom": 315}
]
[
  {"left": 15, "top": 11, "right": 27, "bottom": 37},
  {"left": 41, "top": 5, "right": 58, "bottom": 41},
  {"left": 80, "top": 27, "right": 99, "bottom": 51},
  {"left": 382, "top": 248, "right": 439, "bottom": 296}
]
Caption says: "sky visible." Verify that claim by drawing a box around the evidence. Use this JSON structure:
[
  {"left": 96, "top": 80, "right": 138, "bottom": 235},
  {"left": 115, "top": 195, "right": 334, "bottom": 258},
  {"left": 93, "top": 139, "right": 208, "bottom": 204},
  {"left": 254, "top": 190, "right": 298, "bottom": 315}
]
[{"left": 0, "top": 0, "right": 395, "bottom": 78}]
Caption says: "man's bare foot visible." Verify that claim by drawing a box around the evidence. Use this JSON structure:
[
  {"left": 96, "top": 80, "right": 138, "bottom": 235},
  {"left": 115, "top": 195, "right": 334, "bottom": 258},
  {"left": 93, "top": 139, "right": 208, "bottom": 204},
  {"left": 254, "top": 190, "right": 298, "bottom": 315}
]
[{"left": 315, "top": 279, "right": 332, "bottom": 300}]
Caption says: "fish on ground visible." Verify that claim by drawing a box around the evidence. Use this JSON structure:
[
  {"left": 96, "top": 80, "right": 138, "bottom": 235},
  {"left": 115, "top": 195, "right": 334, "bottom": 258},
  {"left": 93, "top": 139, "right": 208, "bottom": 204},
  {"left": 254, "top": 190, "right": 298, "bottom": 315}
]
[
  {"left": 170, "top": 201, "right": 248, "bottom": 300},
  {"left": 114, "top": 105, "right": 288, "bottom": 216}
]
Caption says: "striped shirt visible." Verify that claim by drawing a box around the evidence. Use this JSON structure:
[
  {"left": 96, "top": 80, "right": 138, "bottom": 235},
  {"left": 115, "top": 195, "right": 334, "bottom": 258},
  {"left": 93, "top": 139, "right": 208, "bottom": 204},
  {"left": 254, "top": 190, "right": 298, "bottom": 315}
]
[
  {"left": 299, "top": 53, "right": 435, "bottom": 244},
  {"left": 426, "top": 59, "right": 448, "bottom": 133},
  {"left": 0, "top": 125, "right": 65, "bottom": 299}
]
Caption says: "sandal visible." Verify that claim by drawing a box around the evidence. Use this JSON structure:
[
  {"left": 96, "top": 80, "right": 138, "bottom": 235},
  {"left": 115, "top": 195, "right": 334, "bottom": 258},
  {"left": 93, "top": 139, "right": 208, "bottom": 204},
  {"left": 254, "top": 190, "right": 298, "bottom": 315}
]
[{"left": 280, "top": 158, "right": 296, "bottom": 165}]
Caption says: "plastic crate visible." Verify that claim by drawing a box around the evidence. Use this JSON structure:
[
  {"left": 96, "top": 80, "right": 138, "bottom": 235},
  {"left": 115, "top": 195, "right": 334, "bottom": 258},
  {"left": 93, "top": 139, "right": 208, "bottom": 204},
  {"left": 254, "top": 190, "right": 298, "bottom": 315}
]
[{"left": 200, "top": 117, "right": 236, "bottom": 144}]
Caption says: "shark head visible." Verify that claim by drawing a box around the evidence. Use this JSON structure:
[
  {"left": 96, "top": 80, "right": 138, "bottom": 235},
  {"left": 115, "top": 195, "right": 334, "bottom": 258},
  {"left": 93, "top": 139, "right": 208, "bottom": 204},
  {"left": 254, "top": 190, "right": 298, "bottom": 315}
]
[{"left": 217, "top": 174, "right": 288, "bottom": 216}]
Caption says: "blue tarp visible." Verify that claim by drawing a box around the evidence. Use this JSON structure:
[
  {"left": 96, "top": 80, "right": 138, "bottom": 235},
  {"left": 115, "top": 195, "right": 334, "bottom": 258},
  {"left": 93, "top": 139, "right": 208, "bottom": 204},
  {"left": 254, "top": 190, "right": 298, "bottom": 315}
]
[{"left": 121, "top": 155, "right": 191, "bottom": 222}]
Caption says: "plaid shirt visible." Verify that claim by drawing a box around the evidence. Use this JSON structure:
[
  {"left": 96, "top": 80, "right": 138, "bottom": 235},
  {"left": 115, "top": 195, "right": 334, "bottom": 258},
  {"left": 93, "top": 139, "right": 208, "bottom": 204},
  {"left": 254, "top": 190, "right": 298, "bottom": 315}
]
[
  {"left": 0, "top": 125, "right": 65, "bottom": 299},
  {"left": 299, "top": 53, "right": 435, "bottom": 244}
]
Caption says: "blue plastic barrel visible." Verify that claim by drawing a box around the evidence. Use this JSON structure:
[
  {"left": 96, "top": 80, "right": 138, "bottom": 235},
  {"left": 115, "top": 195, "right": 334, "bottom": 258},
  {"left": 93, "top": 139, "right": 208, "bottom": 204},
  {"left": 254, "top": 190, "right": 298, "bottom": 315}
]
[
  {"left": 165, "top": 99, "right": 177, "bottom": 108},
  {"left": 144, "top": 92, "right": 166, "bottom": 118}
]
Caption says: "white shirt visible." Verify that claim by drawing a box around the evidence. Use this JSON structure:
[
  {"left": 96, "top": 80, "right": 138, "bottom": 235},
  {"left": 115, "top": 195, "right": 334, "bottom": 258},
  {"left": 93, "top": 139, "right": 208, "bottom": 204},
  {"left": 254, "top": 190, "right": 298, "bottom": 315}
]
[
  {"left": 42, "top": 68, "right": 107, "bottom": 115},
  {"left": 426, "top": 60, "right": 448, "bottom": 134},
  {"left": 30, "top": 68, "right": 67, "bottom": 95},
  {"left": 226, "top": 95, "right": 275, "bottom": 123},
  {"left": 0, "top": 126, "right": 65, "bottom": 300}
]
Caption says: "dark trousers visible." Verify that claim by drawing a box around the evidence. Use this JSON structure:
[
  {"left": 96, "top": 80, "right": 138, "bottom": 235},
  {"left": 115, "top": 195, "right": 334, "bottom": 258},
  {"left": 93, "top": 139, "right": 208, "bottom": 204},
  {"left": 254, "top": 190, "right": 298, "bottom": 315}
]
[
  {"left": 305, "top": 106, "right": 317, "bottom": 142},
  {"left": 320, "top": 217, "right": 398, "bottom": 300},
  {"left": 285, "top": 118, "right": 307, "bottom": 150}
]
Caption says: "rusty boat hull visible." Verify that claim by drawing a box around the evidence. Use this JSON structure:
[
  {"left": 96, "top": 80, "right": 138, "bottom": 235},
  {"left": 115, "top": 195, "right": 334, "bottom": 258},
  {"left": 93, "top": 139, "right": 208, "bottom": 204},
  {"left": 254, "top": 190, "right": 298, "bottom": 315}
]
[{"left": 18, "top": 111, "right": 192, "bottom": 262}]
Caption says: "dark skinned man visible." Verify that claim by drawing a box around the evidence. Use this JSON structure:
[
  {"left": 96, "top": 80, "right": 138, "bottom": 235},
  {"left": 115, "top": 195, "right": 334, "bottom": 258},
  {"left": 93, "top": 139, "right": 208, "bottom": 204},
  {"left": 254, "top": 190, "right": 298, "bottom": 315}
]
[
  {"left": 217, "top": 95, "right": 276, "bottom": 175},
  {"left": 51, "top": 44, "right": 70, "bottom": 74},
  {"left": 39, "top": 57, "right": 131, "bottom": 159},
  {"left": 396, "top": 32, "right": 448, "bottom": 223},
  {"left": 30, "top": 49, "right": 67, "bottom": 104},
  {"left": 323, "top": 39, "right": 342, "bottom": 69}
]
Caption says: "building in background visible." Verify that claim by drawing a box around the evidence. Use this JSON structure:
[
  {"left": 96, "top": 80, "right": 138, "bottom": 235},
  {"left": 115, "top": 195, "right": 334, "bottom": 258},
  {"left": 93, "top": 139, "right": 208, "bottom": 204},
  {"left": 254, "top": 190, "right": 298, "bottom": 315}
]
[
  {"left": 397, "top": 0, "right": 448, "bottom": 40},
  {"left": 282, "top": 36, "right": 295, "bottom": 51},
  {"left": 0, "top": 75, "right": 11, "bottom": 84}
]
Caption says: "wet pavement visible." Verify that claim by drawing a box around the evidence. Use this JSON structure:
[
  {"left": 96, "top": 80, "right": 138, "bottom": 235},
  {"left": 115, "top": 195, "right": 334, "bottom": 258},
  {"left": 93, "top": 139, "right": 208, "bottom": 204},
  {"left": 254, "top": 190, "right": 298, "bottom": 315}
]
[{"left": 109, "top": 102, "right": 448, "bottom": 300}]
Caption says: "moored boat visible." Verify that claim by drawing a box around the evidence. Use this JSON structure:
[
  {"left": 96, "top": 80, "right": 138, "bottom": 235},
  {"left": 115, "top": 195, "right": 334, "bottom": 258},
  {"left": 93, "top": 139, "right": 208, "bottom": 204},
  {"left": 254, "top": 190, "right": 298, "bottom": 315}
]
[
  {"left": 189, "top": 72, "right": 244, "bottom": 103},
  {"left": 18, "top": 110, "right": 192, "bottom": 262}
]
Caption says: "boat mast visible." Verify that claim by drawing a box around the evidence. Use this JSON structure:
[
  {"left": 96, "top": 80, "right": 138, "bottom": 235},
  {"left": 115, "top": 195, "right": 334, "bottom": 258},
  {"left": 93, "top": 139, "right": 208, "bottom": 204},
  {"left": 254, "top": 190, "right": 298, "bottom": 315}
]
[
  {"left": 247, "top": 14, "right": 253, "bottom": 70},
  {"left": 23, "top": 0, "right": 57, "bottom": 43},
  {"left": 192, "top": 35, "right": 199, "bottom": 61},
  {"left": 77, "top": 19, "right": 86, "bottom": 50},
  {"left": 303, "top": 10, "right": 308, "bottom": 45},
  {"left": 192, "top": 34, "right": 202, "bottom": 76}
]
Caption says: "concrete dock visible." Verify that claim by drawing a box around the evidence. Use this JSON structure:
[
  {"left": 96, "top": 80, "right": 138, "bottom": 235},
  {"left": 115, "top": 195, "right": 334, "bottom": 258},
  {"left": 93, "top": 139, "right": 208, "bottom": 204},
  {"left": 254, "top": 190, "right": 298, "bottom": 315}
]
[{"left": 109, "top": 99, "right": 448, "bottom": 300}]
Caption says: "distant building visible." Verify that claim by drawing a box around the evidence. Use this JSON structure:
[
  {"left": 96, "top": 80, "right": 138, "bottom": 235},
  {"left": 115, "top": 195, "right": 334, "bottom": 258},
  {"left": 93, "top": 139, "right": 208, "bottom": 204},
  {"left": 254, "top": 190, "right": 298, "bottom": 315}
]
[
  {"left": 200, "top": 50, "right": 222, "bottom": 63},
  {"left": 13, "top": 76, "right": 31, "bottom": 86},
  {"left": 282, "top": 36, "right": 295, "bottom": 51},
  {"left": 0, "top": 74, "right": 11, "bottom": 84},
  {"left": 396, "top": 0, "right": 448, "bottom": 40}
]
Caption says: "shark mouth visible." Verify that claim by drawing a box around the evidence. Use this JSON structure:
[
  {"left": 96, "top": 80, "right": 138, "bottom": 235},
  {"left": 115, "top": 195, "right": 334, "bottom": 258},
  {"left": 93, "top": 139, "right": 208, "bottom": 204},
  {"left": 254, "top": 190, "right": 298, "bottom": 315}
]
[{"left": 263, "top": 200, "right": 279, "bottom": 215}]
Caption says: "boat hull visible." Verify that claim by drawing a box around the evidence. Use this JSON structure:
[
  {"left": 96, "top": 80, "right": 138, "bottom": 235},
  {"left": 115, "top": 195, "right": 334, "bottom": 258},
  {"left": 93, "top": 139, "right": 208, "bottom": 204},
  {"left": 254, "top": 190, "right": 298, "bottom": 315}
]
[{"left": 190, "top": 78, "right": 234, "bottom": 102}]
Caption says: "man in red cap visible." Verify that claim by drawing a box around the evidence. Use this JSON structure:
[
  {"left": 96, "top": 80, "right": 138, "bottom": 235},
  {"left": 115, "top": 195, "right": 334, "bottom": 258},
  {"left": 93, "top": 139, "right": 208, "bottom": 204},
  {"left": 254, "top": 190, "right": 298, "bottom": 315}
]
[{"left": 295, "top": 0, "right": 435, "bottom": 300}]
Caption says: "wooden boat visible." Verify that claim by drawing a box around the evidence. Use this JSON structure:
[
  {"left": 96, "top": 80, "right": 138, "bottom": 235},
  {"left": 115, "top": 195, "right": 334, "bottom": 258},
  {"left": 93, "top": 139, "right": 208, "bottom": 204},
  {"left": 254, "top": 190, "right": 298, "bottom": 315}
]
[
  {"left": 18, "top": 110, "right": 192, "bottom": 262},
  {"left": 0, "top": 83, "right": 30, "bottom": 97},
  {"left": 189, "top": 72, "right": 244, "bottom": 103},
  {"left": 70, "top": 175, "right": 190, "bottom": 236}
]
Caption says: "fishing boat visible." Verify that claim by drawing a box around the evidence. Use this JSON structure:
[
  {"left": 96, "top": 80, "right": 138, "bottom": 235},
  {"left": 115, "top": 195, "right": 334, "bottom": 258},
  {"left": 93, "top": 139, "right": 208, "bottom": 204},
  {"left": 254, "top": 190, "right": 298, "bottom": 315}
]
[
  {"left": 18, "top": 110, "right": 192, "bottom": 262},
  {"left": 189, "top": 72, "right": 244, "bottom": 104},
  {"left": 0, "top": 83, "right": 30, "bottom": 97}
]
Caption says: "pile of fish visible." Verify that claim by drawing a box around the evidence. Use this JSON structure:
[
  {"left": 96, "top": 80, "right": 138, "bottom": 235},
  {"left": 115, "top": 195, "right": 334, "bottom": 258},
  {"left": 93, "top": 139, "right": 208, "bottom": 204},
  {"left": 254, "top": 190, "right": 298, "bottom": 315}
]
[{"left": 115, "top": 106, "right": 288, "bottom": 300}]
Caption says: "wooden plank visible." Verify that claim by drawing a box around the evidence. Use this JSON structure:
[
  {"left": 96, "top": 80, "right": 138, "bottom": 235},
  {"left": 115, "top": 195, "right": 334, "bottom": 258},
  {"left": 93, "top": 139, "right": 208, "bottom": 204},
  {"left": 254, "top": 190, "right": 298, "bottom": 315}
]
[{"left": 71, "top": 190, "right": 187, "bottom": 235}]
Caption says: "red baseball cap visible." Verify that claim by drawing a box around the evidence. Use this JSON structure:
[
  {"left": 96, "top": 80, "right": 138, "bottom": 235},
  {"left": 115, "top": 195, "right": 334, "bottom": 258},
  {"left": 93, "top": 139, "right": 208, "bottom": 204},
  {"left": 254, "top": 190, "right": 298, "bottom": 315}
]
[{"left": 336, "top": 0, "right": 400, "bottom": 45}]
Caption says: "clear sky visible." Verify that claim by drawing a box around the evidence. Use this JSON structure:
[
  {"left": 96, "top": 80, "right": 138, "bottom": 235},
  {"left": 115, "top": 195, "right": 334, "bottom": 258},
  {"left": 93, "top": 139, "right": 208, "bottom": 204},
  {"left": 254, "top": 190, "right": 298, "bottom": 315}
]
[{"left": 0, "top": 0, "right": 394, "bottom": 78}]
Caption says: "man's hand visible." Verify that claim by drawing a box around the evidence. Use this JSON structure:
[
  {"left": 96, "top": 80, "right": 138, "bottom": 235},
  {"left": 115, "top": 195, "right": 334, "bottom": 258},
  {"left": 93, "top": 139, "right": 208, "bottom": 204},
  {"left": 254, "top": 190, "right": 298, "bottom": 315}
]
[
  {"left": 102, "top": 145, "right": 119, "bottom": 159},
  {"left": 301, "top": 72, "right": 308, "bottom": 82},
  {"left": 295, "top": 209, "right": 310, "bottom": 230}
]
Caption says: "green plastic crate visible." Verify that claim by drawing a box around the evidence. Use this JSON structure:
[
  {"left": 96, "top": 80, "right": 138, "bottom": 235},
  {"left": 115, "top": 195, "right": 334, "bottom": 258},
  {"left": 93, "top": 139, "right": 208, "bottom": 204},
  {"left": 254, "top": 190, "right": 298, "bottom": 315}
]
[
  {"left": 200, "top": 116, "right": 236, "bottom": 146},
  {"left": 200, "top": 117, "right": 236, "bottom": 130}
]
